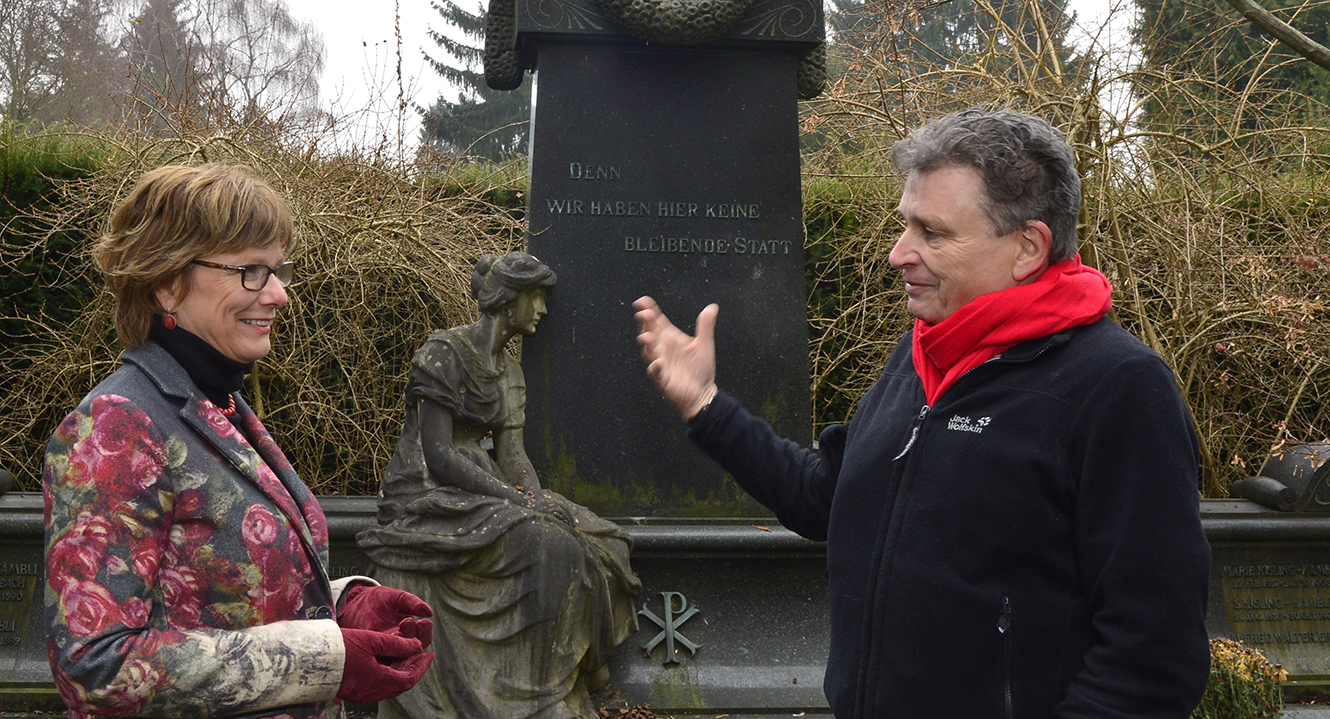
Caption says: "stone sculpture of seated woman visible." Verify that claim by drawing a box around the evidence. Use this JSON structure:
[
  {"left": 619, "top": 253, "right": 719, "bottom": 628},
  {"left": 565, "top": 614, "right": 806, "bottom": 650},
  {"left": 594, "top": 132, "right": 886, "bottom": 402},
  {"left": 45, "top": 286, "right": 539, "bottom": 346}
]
[{"left": 358, "top": 252, "right": 641, "bottom": 719}]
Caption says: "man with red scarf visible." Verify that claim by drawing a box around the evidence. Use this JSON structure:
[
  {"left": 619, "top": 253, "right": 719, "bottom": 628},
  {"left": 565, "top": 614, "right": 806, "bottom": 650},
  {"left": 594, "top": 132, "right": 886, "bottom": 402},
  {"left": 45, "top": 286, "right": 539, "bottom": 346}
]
[{"left": 634, "top": 109, "right": 1211, "bottom": 719}]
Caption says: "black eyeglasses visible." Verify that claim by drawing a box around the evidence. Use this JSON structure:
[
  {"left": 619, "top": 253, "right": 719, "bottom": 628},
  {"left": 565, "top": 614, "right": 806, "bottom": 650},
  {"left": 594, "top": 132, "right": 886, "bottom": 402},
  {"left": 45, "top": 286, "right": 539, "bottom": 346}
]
[{"left": 191, "top": 260, "right": 297, "bottom": 291}]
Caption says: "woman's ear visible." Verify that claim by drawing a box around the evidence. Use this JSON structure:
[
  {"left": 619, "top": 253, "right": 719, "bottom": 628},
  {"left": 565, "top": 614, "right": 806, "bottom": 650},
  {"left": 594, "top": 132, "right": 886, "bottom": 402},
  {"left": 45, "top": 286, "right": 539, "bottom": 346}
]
[
  {"left": 154, "top": 274, "right": 184, "bottom": 313},
  {"left": 1013, "top": 220, "right": 1053, "bottom": 283}
]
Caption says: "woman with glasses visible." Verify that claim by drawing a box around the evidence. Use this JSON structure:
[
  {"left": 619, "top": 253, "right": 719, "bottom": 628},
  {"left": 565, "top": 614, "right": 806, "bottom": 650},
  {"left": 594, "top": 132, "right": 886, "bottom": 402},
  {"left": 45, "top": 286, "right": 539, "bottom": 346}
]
[{"left": 43, "top": 164, "right": 434, "bottom": 719}]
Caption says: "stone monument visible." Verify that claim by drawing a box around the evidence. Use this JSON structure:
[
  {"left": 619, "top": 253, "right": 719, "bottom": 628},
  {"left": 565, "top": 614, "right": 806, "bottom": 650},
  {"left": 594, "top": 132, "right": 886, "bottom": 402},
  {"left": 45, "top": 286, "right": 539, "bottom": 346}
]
[
  {"left": 357, "top": 252, "right": 641, "bottom": 719},
  {"left": 486, "top": 0, "right": 826, "bottom": 515},
  {"left": 1216, "top": 443, "right": 1330, "bottom": 696}
]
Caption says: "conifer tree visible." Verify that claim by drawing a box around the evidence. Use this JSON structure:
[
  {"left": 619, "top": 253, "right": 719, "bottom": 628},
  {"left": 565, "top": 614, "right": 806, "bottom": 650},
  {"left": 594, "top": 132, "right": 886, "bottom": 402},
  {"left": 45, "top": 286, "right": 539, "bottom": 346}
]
[{"left": 419, "top": 0, "right": 530, "bottom": 161}]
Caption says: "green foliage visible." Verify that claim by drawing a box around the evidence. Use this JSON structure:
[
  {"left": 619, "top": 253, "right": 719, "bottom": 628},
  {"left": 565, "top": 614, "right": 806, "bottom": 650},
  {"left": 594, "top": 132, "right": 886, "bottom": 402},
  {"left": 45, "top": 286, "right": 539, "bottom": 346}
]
[
  {"left": 803, "top": 171, "right": 909, "bottom": 431},
  {"left": 418, "top": 0, "right": 530, "bottom": 161},
  {"left": 0, "top": 126, "right": 105, "bottom": 371},
  {"left": 8, "top": 0, "right": 1330, "bottom": 505},
  {"left": 1133, "top": 0, "right": 1330, "bottom": 134},
  {"left": 0, "top": 124, "right": 527, "bottom": 495},
  {"left": 1190, "top": 639, "right": 1284, "bottom": 719}
]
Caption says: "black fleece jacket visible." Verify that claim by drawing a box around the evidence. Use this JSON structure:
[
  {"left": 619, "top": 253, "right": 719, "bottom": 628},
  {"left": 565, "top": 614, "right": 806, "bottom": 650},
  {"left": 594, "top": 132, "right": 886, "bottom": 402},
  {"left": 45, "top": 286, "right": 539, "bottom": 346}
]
[{"left": 688, "top": 317, "right": 1211, "bottom": 719}]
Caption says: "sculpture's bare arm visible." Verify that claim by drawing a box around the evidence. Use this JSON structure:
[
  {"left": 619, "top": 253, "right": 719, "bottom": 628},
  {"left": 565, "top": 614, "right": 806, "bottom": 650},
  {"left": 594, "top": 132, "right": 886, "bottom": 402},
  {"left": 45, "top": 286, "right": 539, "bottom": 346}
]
[
  {"left": 494, "top": 427, "right": 540, "bottom": 490},
  {"left": 419, "top": 399, "right": 534, "bottom": 506},
  {"left": 633, "top": 296, "right": 719, "bottom": 420}
]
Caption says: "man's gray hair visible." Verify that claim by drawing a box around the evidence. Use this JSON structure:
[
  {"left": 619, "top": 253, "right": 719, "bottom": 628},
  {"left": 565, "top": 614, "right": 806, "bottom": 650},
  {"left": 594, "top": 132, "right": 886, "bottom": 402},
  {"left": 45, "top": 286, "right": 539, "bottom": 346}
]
[{"left": 891, "top": 109, "right": 1081, "bottom": 263}]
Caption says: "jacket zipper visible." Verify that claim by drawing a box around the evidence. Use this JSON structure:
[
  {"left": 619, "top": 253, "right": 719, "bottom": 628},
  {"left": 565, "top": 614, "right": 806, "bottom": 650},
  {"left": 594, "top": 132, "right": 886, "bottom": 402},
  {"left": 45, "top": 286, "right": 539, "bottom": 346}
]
[
  {"left": 891, "top": 404, "right": 931, "bottom": 460},
  {"left": 998, "top": 595, "right": 1014, "bottom": 719},
  {"left": 857, "top": 403, "right": 930, "bottom": 713},
  {"left": 856, "top": 343, "right": 1054, "bottom": 714}
]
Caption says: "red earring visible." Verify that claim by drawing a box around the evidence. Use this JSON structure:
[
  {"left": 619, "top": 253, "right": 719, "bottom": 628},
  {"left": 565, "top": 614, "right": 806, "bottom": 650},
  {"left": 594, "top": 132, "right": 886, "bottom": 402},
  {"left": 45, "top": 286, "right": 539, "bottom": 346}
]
[{"left": 164, "top": 313, "right": 176, "bottom": 330}]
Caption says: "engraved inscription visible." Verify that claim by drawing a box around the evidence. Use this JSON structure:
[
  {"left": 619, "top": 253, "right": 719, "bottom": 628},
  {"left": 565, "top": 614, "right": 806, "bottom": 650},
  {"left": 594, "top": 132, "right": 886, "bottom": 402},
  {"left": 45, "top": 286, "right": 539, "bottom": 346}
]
[
  {"left": 623, "top": 236, "right": 793, "bottom": 255},
  {"left": 591, "top": 201, "right": 650, "bottom": 216},
  {"left": 545, "top": 198, "right": 764, "bottom": 220},
  {"left": 0, "top": 550, "right": 41, "bottom": 658},
  {"left": 569, "top": 163, "right": 620, "bottom": 180},
  {"left": 626, "top": 236, "right": 731, "bottom": 254},
  {"left": 1221, "top": 558, "right": 1330, "bottom": 675},
  {"left": 705, "top": 203, "right": 760, "bottom": 219},
  {"left": 548, "top": 200, "right": 586, "bottom": 215},
  {"left": 659, "top": 202, "right": 699, "bottom": 218},
  {"left": 328, "top": 566, "right": 362, "bottom": 579},
  {"left": 734, "top": 238, "right": 791, "bottom": 254}
]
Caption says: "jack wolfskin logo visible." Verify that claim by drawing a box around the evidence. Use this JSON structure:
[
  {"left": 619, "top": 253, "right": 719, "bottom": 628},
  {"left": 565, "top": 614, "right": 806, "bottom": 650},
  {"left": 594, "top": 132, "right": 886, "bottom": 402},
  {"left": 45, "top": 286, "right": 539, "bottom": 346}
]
[{"left": 947, "top": 415, "right": 991, "bottom": 433}]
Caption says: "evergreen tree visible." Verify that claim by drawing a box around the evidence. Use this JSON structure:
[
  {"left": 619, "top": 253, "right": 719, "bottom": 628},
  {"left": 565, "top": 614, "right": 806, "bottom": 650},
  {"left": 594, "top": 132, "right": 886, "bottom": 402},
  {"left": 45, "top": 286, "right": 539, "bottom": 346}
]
[
  {"left": 1133, "top": 0, "right": 1330, "bottom": 129},
  {"left": 829, "top": 0, "right": 1076, "bottom": 76},
  {"left": 124, "top": 0, "right": 199, "bottom": 120},
  {"left": 419, "top": 0, "right": 530, "bottom": 161}
]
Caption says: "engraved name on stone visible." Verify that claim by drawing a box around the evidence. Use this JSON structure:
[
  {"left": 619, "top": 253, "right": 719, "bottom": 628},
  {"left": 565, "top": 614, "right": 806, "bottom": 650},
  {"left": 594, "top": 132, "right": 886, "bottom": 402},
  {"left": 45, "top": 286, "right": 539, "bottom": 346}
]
[
  {"left": 1223, "top": 563, "right": 1330, "bottom": 648},
  {"left": 0, "top": 563, "right": 38, "bottom": 648}
]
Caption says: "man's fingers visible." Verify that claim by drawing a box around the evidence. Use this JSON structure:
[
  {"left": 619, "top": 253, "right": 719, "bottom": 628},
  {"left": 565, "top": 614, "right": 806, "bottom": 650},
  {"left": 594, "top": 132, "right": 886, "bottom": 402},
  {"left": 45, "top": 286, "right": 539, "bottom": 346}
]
[
  {"left": 647, "top": 359, "right": 666, "bottom": 384},
  {"left": 695, "top": 304, "right": 719, "bottom": 348}
]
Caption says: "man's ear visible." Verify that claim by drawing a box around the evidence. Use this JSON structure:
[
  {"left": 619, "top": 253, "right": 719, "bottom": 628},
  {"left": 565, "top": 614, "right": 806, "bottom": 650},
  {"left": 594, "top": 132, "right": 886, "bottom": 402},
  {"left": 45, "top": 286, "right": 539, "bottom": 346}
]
[{"left": 1013, "top": 220, "right": 1053, "bottom": 283}]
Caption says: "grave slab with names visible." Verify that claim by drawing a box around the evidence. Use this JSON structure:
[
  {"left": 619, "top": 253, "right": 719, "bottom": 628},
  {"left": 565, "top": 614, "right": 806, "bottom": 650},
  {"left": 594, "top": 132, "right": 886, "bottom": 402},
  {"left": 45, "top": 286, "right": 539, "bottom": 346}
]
[
  {"left": 1206, "top": 500, "right": 1330, "bottom": 696},
  {"left": 505, "top": 0, "right": 824, "bottom": 515}
]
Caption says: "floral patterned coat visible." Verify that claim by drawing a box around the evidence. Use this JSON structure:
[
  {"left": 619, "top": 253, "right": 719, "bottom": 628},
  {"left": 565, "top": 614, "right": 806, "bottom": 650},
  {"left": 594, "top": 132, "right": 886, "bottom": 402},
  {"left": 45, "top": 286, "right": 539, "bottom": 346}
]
[{"left": 43, "top": 342, "right": 348, "bottom": 719}]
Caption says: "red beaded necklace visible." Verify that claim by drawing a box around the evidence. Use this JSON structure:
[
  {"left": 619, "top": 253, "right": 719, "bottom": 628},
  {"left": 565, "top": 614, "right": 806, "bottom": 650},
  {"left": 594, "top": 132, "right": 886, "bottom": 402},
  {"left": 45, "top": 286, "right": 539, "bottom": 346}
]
[{"left": 214, "top": 395, "right": 237, "bottom": 416}]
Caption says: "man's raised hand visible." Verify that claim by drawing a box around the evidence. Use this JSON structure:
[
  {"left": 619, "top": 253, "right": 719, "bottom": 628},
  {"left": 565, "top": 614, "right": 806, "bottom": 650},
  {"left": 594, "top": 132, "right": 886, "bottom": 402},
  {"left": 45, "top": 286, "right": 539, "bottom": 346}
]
[{"left": 633, "top": 296, "right": 719, "bottom": 420}]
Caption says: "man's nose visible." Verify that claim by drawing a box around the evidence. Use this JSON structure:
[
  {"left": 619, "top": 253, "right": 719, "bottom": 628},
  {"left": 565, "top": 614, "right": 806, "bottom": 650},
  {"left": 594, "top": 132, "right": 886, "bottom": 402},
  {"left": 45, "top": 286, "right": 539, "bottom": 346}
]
[{"left": 888, "top": 232, "right": 915, "bottom": 269}]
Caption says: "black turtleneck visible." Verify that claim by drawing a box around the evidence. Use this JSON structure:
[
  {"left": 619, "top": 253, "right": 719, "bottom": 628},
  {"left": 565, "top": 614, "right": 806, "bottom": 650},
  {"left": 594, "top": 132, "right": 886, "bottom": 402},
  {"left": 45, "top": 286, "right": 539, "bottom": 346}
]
[{"left": 148, "top": 317, "right": 254, "bottom": 408}]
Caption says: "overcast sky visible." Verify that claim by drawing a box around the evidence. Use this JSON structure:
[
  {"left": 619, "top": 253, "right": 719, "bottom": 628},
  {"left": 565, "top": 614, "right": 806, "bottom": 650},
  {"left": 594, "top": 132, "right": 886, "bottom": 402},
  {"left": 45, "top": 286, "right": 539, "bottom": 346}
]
[{"left": 280, "top": 0, "right": 1128, "bottom": 152}]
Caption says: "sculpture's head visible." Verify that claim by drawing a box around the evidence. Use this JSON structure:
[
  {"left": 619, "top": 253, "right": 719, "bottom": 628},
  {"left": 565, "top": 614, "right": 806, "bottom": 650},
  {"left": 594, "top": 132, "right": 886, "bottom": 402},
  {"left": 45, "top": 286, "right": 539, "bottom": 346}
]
[{"left": 472, "top": 252, "right": 557, "bottom": 335}]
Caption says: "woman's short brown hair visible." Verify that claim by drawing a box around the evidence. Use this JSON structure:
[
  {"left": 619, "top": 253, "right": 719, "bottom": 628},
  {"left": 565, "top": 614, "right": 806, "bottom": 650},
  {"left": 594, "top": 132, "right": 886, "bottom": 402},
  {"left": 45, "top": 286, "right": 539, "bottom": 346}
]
[{"left": 93, "top": 164, "right": 295, "bottom": 347}]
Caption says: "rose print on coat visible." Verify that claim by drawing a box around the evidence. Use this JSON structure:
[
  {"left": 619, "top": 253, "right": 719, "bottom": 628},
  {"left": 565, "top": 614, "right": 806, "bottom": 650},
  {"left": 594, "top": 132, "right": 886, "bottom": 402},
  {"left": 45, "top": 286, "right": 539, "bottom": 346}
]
[
  {"left": 241, "top": 504, "right": 310, "bottom": 623},
  {"left": 60, "top": 581, "right": 124, "bottom": 637},
  {"left": 45, "top": 344, "right": 345, "bottom": 719},
  {"left": 66, "top": 396, "right": 167, "bottom": 493},
  {"left": 48, "top": 513, "right": 112, "bottom": 590}
]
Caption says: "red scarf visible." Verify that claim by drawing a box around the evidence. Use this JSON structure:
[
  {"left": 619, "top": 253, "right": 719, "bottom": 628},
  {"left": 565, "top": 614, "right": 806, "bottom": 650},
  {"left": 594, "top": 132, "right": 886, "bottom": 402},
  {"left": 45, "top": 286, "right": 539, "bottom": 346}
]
[{"left": 910, "top": 255, "right": 1112, "bottom": 405}]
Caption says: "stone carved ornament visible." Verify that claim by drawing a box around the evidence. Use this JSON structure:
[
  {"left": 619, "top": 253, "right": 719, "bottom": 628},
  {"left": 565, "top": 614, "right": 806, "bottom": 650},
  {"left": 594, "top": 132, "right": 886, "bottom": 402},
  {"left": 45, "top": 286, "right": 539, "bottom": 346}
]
[{"left": 483, "top": 0, "right": 826, "bottom": 99}]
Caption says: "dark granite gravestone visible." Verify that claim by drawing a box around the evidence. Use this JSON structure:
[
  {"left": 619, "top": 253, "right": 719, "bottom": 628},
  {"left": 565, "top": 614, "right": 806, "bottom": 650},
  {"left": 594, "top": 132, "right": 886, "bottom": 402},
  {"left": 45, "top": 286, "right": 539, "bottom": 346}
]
[{"left": 505, "top": 0, "right": 824, "bottom": 516}]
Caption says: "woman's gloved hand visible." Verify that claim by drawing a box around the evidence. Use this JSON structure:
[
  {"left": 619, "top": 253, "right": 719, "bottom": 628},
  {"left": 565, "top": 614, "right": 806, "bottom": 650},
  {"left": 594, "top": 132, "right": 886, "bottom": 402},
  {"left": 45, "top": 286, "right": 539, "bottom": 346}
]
[
  {"left": 336, "top": 628, "right": 434, "bottom": 704},
  {"left": 338, "top": 585, "right": 434, "bottom": 649}
]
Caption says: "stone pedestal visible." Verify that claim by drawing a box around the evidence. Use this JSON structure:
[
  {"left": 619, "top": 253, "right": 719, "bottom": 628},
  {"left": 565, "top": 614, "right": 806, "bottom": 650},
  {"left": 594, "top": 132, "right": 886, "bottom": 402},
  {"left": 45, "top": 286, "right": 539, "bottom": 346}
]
[
  {"left": 0, "top": 493, "right": 57, "bottom": 712},
  {"left": 1205, "top": 500, "right": 1330, "bottom": 699},
  {"left": 12, "top": 496, "right": 1327, "bottom": 712},
  {"left": 514, "top": 0, "right": 822, "bottom": 516}
]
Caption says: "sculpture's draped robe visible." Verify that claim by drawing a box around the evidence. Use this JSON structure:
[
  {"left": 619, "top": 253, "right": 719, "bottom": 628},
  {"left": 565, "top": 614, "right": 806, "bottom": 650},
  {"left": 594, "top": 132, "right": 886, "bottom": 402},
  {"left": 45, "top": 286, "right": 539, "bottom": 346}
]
[{"left": 358, "top": 329, "right": 640, "bottom": 719}]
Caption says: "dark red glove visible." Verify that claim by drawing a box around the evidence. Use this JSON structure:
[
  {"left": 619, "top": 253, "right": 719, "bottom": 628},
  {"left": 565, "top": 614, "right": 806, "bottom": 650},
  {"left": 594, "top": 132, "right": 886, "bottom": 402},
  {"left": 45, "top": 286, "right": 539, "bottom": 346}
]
[
  {"left": 338, "top": 585, "right": 434, "bottom": 649},
  {"left": 336, "top": 628, "right": 434, "bottom": 704}
]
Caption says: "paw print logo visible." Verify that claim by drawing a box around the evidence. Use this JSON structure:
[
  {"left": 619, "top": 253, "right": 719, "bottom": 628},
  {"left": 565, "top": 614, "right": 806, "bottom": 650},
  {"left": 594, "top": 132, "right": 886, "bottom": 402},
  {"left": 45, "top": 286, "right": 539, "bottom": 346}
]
[{"left": 977, "top": 417, "right": 992, "bottom": 427}]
